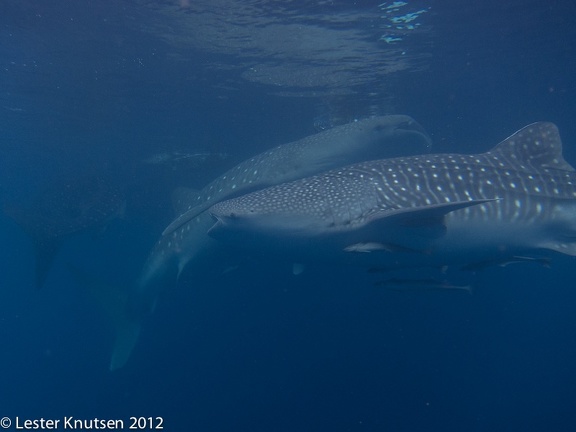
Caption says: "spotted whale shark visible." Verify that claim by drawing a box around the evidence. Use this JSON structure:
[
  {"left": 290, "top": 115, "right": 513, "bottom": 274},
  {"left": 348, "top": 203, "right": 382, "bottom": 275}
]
[
  {"left": 3, "top": 176, "right": 125, "bottom": 288},
  {"left": 209, "top": 122, "right": 576, "bottom": 269},
  {"left": 134, "top": 116, "right": 431, "bottom": 312},
  {"left": 112, "top": 115, "right": 431, "bottom": 370},
  {"left": 162, "top": 115, "right": 431, "bottom": 235}
]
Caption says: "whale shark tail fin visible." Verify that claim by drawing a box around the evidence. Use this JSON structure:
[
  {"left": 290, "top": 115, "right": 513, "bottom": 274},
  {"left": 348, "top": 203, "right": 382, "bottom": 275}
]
[
  {"left": 2, "top": 201, "right": 62, "bottom": 289},
  {"left": 108, "top": 315, "right": 141, "bottom": 371},
  {"left": 67, "top": 264, "right": 141, "bottom": 371}
]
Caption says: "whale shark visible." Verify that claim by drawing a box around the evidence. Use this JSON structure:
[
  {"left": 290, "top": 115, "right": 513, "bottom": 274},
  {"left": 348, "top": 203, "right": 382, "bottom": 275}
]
[
  {"left": 111, "top": 115, "right": 431, "bottom": 370},
  {"left": 133, "top": 115, "right": 431, "bottom": 314},
  {"left": 3, "top": 176, "right": 125, "bottom": 288},
  {"left": 162, "top": 115, "right": 431, "bottom": 235},
  {"left": 209, "top": 122, "right": 576, "bottom": 270}
]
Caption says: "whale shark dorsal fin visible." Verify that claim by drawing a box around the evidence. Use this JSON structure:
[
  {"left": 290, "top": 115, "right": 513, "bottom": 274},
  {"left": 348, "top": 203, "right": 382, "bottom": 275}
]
[
  {"left": 67, "top": 265, "right": 141, "bottom": 371},
  {"left": 488, "top": 122, "right": 574, "bottom": 171},
  {"left": 3, "top": 202, "right": 60, "bottom": 288}
]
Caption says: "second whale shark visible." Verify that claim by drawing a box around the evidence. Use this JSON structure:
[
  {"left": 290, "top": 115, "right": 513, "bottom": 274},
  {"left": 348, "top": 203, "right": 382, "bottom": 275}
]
[
  {"left": 134, "top": 115, "right": 431, "bottom": 313},
  {"left": 107, "top": 115, "right": 431, "bottom": 370}
]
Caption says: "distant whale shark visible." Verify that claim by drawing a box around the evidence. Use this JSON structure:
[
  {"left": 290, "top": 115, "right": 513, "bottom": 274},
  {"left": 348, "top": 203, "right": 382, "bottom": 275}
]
[
  {"left": 111, "top": 115, "right": 431, "bottom": 370},
  {"left": 209, "top": 122, "right": 576, "bottom": 269},
  {"left": 3, "top": 176, "right": 125, "bottom": 288}
]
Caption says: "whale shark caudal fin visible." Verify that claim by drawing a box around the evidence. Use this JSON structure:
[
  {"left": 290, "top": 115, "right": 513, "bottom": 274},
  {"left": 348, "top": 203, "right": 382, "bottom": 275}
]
[
  {"left": 32, "top": 238, "right": 61, "bottom": 289},
  {"left": 67, "top": 265, "right": 141, "bottom": 371},
  {"left": 108, "top": 317, "right": 141, "bottom": 371},
  {"left": 2, "top": 202, "right": 61, "bottom": 289}
]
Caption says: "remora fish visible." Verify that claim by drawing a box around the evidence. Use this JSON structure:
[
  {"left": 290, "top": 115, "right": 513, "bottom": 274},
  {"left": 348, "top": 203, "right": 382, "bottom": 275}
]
[
  {"left": 162, "top": 115, "right": 431, "bottom": 235},
  {"left": 3, "top": 176, "right": 125, "bottom": 288},
  {"left": 142, "top": 151, "right": 228, "bottom": 165},
  {"left": 209, "top": 122, "right": 576, "bottom": 269},
  {"left": 460, "top": 255, "right": 551, "bottom": 272},
  {"left": 115, "top": 116, "right": 430, "bottom": 371},
  {"left": 374, "top": 278, "right": 472, "bottom": 293}
]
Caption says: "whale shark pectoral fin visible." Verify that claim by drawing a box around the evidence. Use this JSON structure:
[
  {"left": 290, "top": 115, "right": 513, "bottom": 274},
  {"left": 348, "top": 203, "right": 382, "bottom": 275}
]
[
  {"left": 366, "top": 199, "right": 499, "bottom": 238},
  {"left": 370, "top": 198, "right": 498, "bottom": 225}
]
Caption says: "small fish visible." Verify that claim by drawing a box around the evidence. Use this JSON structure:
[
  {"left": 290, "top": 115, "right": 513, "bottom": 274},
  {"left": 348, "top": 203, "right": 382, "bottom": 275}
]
[
  {"left": 461, "top": 256, "right": 551, "bottom": 272},
  {"left": 374, "top": 278, "right": 472, "bottom": 293},
  {"left": 142, "top": 151, "right": 227, "bottom": 165},
  {"left": 292, "top": 263, "right": 306, "bottom": 275},
  {"left": 344, "top": 242, "right": 423, "bottom": 253},
  {"left": 344, "top": 242, "right": 396, "bottom": 253}
]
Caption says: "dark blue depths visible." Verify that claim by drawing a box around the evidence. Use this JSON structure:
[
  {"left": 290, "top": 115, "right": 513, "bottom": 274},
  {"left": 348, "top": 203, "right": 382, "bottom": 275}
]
[{"left": 1, "top": 0, "right": 576, "bottom": 431}]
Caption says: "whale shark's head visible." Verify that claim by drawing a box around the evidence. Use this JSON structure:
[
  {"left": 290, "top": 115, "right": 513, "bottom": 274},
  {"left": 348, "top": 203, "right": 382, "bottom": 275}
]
[
  {"left": 208, "top": 168, "right": 379, "bottom": 241},
  {"left": 208, "top": 199, "right": 330, "bottom": 240}
]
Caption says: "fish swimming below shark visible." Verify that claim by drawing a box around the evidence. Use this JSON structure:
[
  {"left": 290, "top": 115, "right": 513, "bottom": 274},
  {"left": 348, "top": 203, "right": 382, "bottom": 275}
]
[
  {"left": 90, "top": 120, "right": 571, "bottom": 371},
  {"left": 209, "top": 122, "right": 576, "bottom": 270},
  {"left": 108, "top": 115, "right": 432, "bottom": 371},
  {"left": 142, "top": 151, "right": 228, "bottom": 166},
  {"left": 374, "top": 277, "right": 473, "bottom": 294}
]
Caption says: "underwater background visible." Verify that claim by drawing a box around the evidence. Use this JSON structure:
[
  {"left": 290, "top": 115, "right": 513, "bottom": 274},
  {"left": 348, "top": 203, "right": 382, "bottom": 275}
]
[{"left": 1, "top": 0, "right": 576, "bottom": 431}]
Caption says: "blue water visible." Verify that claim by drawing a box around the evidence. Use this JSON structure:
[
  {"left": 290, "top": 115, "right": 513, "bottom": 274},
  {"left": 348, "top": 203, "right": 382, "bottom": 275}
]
[{"left": 1, "top": 0, "right": 576, "bottom": 430}]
